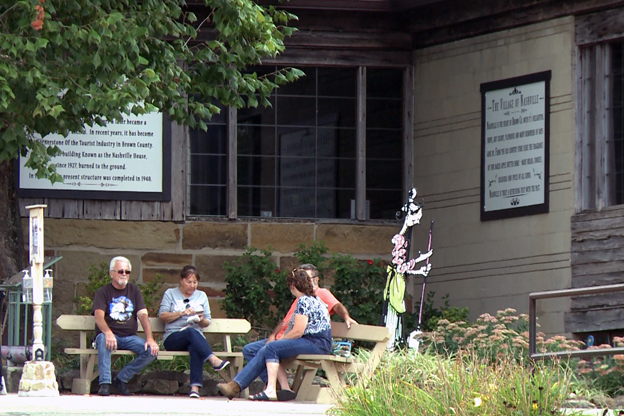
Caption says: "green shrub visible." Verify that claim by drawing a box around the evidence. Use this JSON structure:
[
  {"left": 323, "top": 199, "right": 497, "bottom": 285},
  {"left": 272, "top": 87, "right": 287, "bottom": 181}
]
[
  {"left": 328, "top": 256, "right": 386, "bottom": 326},
  {"left": 221, "top": 242, "right": 461, "bottom": 337},
  {"left": 293, "top": 240, "right": 330, "bottom": 283},
  {"left": 222, "top": 247, "right": 289, "bottom": 330}
]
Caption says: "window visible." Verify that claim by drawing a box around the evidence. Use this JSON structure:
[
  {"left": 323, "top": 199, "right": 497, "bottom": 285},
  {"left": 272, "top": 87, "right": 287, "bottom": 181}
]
[
  {"left": 189, "top": 66, "right": 406, "bottom": 219},
  {"left": 612, "top": 42, "right": 624, "bottom": 205},
  {"left": 577, "top": 35, "right": 624, "bottom": 210}
]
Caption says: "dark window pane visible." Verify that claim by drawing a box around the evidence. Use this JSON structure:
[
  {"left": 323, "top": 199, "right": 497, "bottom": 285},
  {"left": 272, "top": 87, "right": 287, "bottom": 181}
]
[
  {"left": 279, "top": 157, "right": 316, "bottom": 187},
  {"left": 190, "top": 155, "right": 227, "bottom": 185},
  {"left": 238, "top": 125, "right": 275, "bottom": 156},
  {"left": 318, "top": 128, "right": 356, "bottom": 158},
  {"left": 277, "top": 97, "right": 316, "bottom": 126},
  {"left": 367, "top": 130, "right": 403, "bottom": 159},
  {"left": 367, "top": 68, "right": 403, "bottom": 98},
  {"left": 278, "top": 68, "right": 316, "bottom": 96},
  {"left": 367, "top": 190, "right": 403, "bottom": 220},
  {"left": 367, "top": 159, "right": 402, "bottom": 190},
  {"left": 189, "top": 125, "right": 227, "bottom": 154},
  {"left": 278, "top": 188, "right": 316, "bottom": 218},
  {"left": 238, "top": 156, "right": 275, "bottom": 186},
  {"left": 318, "top": 98, "right": 356, "bottom": 128},
  {"left": 333, "top": 158, "right": 356, "bottom": 189},
  {"left": 238, "top": 186, "right": 275, "bottom": 217},
  {"left": 278, "top": 126, "right": 316, "bottom": 157},
  {"left": 318, "top": 68, "right": 356, "bottom": 97},
  {"left": 612, "top": 42, "right": 624, "bottom": 205},
  {"left": 367, "top": 98, "right": 402, "bottom": 129},
  {"left": 238, "top": 96, "right": 275, "bottom": 125},
  {"left": 190, "top": 185, "right": 226, "bottom": 215},
  {"left": 315, "top": 188, "right": 355, "bottom": 219}
]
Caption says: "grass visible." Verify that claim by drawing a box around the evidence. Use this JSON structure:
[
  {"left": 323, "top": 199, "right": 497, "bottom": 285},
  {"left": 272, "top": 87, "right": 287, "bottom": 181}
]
[{"left": 329, "top": 349, "right": 582, "bottom": 416}]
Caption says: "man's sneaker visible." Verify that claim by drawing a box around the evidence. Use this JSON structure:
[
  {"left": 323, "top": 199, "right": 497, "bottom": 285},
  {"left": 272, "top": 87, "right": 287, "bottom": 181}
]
[
  {"left": 98, "top": 384, "right": 110, "bottom": 396},
  {"left": 113, "top": 378, "right": 131, "bottom": 396},
  {"left": 0, "top": 376, "right": 7, "bottom": 395}
]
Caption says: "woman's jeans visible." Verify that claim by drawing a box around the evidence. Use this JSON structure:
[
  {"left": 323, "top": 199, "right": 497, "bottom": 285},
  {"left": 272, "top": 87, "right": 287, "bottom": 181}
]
[
  {"left": 95, "top": 333, "right": 156, "bottom": 385},
  {"left": 242, "top": 339, "right": 269, "bottom": 383},
  {"left": 164, "top": 329, "right": 215, "bottom": 387},
  {"left": 235, "top": 337, "right": 327, "bottom": 389}
]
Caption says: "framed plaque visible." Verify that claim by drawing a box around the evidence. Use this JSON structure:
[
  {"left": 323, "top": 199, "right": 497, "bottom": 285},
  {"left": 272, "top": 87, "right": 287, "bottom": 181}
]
[
  {"left": 480, "top": 71, "right": 551, "bottom": 221},
  {"left": 18, "top": 112, "right": 171, "bottom": 201}
]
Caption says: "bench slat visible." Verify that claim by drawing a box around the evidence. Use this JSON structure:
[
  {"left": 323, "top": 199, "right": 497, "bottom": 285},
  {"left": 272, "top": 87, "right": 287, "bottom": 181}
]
[
  {"left": 56, "top": 315, "right": 250, "bottom": 334},
  {"left": 330, "top": 321, "right": 391, "bottom": 342}
]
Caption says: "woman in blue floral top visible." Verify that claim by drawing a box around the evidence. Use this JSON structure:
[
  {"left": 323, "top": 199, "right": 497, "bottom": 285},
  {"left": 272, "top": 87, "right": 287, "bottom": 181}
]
[{"left": 239, "top": 268, "right": 331, "bottom": 401}]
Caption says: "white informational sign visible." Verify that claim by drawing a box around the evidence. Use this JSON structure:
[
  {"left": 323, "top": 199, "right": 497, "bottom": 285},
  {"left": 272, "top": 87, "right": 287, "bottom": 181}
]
[
  {"left": 20, "top": 112, "right": 164, "bottom": 194},
  {"left": 481, "top": 71, "right": 550, "bottom": 220}
]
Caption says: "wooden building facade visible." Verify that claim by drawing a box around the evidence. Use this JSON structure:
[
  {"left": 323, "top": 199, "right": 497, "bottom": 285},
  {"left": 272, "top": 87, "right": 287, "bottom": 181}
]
[{"left": 18, "top": 0, "right": 624, "bottom": 339}]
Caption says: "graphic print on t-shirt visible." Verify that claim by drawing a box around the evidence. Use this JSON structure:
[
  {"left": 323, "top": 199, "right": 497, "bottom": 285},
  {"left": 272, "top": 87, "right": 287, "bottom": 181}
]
[{"left": 109, "top": 296, "right": 134, "bottom": 323}]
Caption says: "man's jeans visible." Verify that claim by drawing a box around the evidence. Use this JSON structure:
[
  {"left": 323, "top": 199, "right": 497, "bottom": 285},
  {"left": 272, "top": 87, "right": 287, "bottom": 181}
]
[
  {"left": 95, "top": 333, "right": 156, "bottom": 385},
  {"left": 163, "top": 329, "right": 215, "bottom": 387},
  {"left": 235, "top": 337, "right": 326, "bottom": 389}
]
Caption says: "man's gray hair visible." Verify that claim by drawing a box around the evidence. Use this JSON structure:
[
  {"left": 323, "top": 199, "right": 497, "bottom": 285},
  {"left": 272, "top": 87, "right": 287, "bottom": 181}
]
[
  {"left": 110, "top": 256, "right": 132, "bottom": 271},
  {"left": 299, "top": 263, "right": 318, "bottom": 278}
]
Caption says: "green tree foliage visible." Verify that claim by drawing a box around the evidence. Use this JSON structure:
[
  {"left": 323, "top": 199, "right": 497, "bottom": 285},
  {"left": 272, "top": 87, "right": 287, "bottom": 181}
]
[{"left": 0, "top": 0, "right": 301, "bottom": 179}]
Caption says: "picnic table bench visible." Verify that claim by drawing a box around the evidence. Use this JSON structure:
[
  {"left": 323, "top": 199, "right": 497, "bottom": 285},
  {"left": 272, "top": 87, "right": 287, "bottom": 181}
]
[
  {"left": 284, "top": 322, "right": 391, "bottom": 403},
  {"left": 56, "top": 314, "right": 251, "bottom": 395}
]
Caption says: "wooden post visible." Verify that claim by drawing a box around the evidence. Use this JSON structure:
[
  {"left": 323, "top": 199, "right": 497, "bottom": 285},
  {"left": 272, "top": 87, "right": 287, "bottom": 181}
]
[
  {"left": 20, "top": 204, "right": 58, "bottom": 397},
  {"left": 27, "top": 204, "right": 45, "bottom": 361}
]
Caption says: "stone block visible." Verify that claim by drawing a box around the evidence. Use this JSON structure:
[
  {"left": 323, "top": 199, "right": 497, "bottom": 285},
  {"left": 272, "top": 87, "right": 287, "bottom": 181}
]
[
  {"left": 142, "top": 379, "right": 179, "bottom": 395},
  {"left": 278, "top": 256, "right": 299, "bottom": 272},
  {"left": 55, "top": 251, "right": 118, "bottom": 283},
  {"left": 141, "top": 253, "right": 193, "bottom": 267},
  {"left": 142, "top": 370, "right": 188, "bottom": 383},
  {"left": 5, "top": 366, "right": 22, "bottom": 393},
  {"left": 52, "top": 279, "right": 79, "bottom": 316},
  {"left": 194, "top": 255, "right": 242, "bottom": 286},
  {"left": 250, "top": 224, "right": 314, "bottom": 253},
  {"left": 197, "top": 287, "right": 225, "bottom": 299},
  {"left": 143, "top": 268, "right": 181, "bottom": 285},
  {"left": 44, "top": 219, "right": 179, "bottom": 250},
  {"left": 182, "top": 223, "right": 247, "bottom": 250},
  {"left": 317, "top": 224, "right": 396, "bottom": 254},
  {"left": 207, "top": 299, "right": 227, "bottom": 319}
]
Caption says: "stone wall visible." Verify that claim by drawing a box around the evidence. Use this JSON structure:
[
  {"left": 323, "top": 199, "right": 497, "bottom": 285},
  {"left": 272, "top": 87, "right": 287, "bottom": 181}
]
[{"left": 29, "top": 218, "right": 398, "bottom": 323}]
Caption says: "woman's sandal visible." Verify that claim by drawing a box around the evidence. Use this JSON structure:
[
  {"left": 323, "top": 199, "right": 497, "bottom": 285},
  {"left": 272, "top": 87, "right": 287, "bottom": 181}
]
[
  {"left": 248, "top": 391, "right": 277, "bottom": 401},
  {"left": 212, "top": 360, "right": 230, "bottom": 371}
]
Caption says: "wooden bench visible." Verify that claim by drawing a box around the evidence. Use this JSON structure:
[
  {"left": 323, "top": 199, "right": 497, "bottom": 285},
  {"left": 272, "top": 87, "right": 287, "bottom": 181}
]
[
  {"left": 283, "top": 322, "right": 391, "bottom": 404},
  {"left": 55, "top": 315, "right": 251, "bottom": 395}
]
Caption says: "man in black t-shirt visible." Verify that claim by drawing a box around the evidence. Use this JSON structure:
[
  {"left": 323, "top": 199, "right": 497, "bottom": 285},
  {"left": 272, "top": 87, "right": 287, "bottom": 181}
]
[{"left": 93, "top": 256, "right": 159, "bottom": 396}]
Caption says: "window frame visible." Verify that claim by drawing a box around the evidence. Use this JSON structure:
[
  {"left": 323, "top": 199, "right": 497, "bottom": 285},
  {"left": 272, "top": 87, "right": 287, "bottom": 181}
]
[
  {"left": 575, "top": 10, "right": 624, "bottom": 212},
  {"left": 187, "top": 65, "right": 414, "bottom": 221}
]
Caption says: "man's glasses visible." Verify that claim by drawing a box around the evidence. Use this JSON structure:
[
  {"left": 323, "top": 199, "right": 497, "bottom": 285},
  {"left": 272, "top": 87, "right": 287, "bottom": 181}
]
[
  {"left": 184, "top": 299, "right": 190, "bottom": 309},
  {"left": 115, "top": 270, "right": 131, "bottom": 275}
]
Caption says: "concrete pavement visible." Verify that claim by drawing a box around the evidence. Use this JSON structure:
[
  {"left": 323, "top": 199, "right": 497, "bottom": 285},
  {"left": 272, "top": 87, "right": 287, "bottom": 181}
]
[{"left": 0, "top": 393, "right": 334, "bottom": 416}]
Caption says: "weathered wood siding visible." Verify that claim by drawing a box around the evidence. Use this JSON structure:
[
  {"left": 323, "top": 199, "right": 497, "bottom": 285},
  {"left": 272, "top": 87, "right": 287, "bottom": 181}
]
[
  {"left": 566, "top": 7, "right": 624, "bottom": 334},
  {"left": 568, "top": 207, "right": 624, "bottom": 332}
]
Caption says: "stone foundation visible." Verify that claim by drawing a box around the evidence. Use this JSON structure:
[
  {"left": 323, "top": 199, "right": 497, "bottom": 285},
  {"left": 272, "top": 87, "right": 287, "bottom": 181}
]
[{"left": 18, "top": 361, "right": 59, "bottom": 397}]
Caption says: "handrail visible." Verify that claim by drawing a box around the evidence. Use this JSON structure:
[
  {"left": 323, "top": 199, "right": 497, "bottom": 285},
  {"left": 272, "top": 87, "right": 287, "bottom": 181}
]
[{"left": 529, "top": 283, "right": 624, "bottom": 360}]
